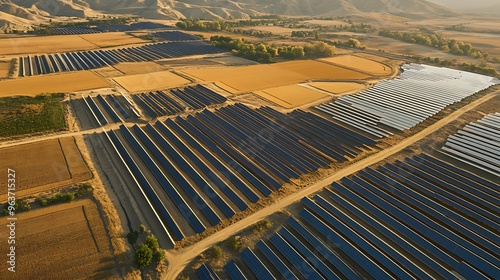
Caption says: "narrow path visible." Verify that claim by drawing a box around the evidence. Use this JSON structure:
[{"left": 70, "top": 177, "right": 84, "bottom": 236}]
[{"left": 164, "top": 91, "right": 497, "bottom": 279}]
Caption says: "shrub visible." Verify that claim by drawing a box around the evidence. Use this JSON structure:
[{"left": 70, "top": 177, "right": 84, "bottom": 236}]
[
  {"left": 135, "top": 243, "right": 153, "bottom": 269},
  {"left": 253, "top": 218, "right": 272, "bottom": 232},
  {"left": 145, "top": 235, "right": 159, "bottom": 251},
  {"left": 155, "top": 249, "right": 166, "bottom": 261},
  {"left": 228, "top": 236, "right": 243, "bottom": 252},
  {"left": 64, "top": 192, "right": 76, "bottom": 202},
  {"left": 207, "top": 246, "right": 223, "bottom": 260},
  {"left": 140, "top": 224, "right": 148, "bottom": 234}
]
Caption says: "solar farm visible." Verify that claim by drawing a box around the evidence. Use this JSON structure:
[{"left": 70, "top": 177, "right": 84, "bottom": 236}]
[{"left": 1, "top": 21, "right": 499, "bottom": 279}]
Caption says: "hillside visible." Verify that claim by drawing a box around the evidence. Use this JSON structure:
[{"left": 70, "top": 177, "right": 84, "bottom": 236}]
[{"left": 0, "top": 0, "right": 458, "bottom": 32}]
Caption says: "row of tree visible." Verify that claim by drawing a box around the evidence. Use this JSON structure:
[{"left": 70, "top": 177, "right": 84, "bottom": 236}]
[
  {"left": 176, "top": 19, "right": 277, "bottom": 31},
  {"left": 210, "top": 36, "right": 335, "bottom": 62},
  {"left": 415, "top": 56, "right": 497, "bottom": 76},
  {"left": 379, "top": 30, "right": 489, "bottom": 59}
]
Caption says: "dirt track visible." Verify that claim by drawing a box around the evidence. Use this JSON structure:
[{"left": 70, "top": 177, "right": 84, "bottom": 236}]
[{"left": 163, "top": 91, "right": 498, "bottom": 279}]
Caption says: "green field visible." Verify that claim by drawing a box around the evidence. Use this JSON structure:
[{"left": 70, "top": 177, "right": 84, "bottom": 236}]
[{"left": 0, "top": 94, "right": 66, "bottom": 137}]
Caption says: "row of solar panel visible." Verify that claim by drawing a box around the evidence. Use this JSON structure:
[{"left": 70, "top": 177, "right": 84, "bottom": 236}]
[
  {"left": 82, "top": 94, "right": 132, "bottom": 127},
  {"left": 104, "top": 104, "right": 377, "bottom": 242},
  {"left": 132, "top": 85, "right": 227, "bottom": 118},
  {"left": 18, "top": 41, "right": 224, "bottom": 77},
  {"left": 50, "top": 22, "right": 172, "bottom": 34},
  {"left": 152, "top": 31, "right": 202, "bottom": 41},
  {"left": 316, "top": 64, "right": 498, "bottom": 137},
  {"left": 441, "top": 113, "right": 500, "bottom": 177},
  {"left": 198, "top": 153, "right": 498, "bottom": 280}
]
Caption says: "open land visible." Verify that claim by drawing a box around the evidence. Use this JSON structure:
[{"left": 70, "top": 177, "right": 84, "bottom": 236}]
[
  {"left": 0, "top": 71, "right": 111, "bottom": 97},
  {"left": 79, "top": 32, "right": 148, "bottom": 47},
  {"left": 0, "top": 35, "right": 97, "bottom": 55},
  {"left": 0, "top": 137, "right": 92, "bottom": 199},
  {"left": 113, "top": 70, "right": 191, "bottom": 92},
  {"left": 307, "top": 82, "right": 368, "bottom": 94},
  {"left": 112, "top": 61, "right": 166, "bottom": 75},
  {"left": 319, "top": 54, "right": 393, "bottom": 76},
  {"left": 0, "top": 199, "right": 116, "bottom": 279},
  {"left": 0, "top": 60, "right": 10, "bottom": 77},
  {"left": 254, "top": 84, "right": 329, "bottom": 108}
]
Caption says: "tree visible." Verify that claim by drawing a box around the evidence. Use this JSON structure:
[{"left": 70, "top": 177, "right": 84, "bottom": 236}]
[
  {"left": 135, "top": 244, "right": 153, "bottom": 269},
  {"left": 207, "top": 246, "right": 223, "bottom": 260},
  {"left": 145, "top": 235, "right": 159, "bottom": 251}
]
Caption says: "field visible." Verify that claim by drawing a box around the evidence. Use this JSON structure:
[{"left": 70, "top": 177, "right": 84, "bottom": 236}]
[
  {"left": 0, "top": 71, "right": 111, "bottom": 97},
  {"left": 0, "top": 137, "right": 92, "bottom": 198},
  {"left": 272, "top": 60, "right": 370, "bottom": 80},
  {"left": 0, "top": 60, "right": 11, "bottom": 77},
  {"left": 0, "top": 199, "right": 116, "bottom": 279},
  {"left": 0, "top": 35, "right": 97, "bottom": 55},
  {"left": 113, "top": 61, "right": 166, "bottom": 75},
  {"left": 0, "top": 94, "right": 65, "bottom": 137},
  {"left": 440, "top": 31, "right": 500, "bottom": 56},
  {"left": 319, "top": 55, "right": 392, "bottom": 76},
  {"left": 182, "top": 60, "right": 370, "bottom": 94},
  {"left": 254, "top": 84, "right": 329, "bottom": 108},
  {"left": 308, "top": 82, "right": 367, "bottom": 95},
  {"left": 113, "top": 70, "right": 191, "bottom": 92},
  {"left": 79, "top": 32, "right": 148, "bottom": 47}
]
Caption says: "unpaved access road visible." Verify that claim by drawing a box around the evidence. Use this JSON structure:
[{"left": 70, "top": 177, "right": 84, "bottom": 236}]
[{"left": 164, "top": 91, "right": 498, "bottom": 279}]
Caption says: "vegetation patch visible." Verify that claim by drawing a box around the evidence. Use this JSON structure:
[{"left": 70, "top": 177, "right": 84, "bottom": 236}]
[{"left": 0, "top": 93, "right": 65, "bottom": 137}]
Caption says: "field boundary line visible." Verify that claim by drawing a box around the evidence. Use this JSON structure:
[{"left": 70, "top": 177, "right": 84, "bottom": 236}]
[{"left": 82, "top": 205, "right": 101, "bottom": 253}]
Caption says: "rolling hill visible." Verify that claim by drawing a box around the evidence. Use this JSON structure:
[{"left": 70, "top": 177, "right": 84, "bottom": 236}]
[{"left": 0, "top": 0, "right": 457, "bottom": 32}]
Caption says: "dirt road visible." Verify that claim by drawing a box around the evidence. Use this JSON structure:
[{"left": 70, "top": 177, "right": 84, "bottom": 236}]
[{"left": 163, "top": 91, "right": 498, "bottom": 279}]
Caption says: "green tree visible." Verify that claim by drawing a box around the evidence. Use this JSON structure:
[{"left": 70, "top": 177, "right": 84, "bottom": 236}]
[{"left": 135, "top": 244, "right": 153, "bottom": 269}]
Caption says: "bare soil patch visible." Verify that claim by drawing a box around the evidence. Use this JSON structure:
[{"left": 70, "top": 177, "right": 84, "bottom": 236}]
[
  {"left": 272, "top": 60, "right": 371, "bottom": 80},
  {"left": 307, "top": 82, "right": 367, "bottom": 94},
  {"left": 79, "top": 32, "right": 148, "bottom": 48},
  {"left": 113, "top": 62, "right": 165, "bottom": 75},
  {"left": 319, "top": 55, "right": 392, "bottom": 76},
  {"left": 113, "top": 71, "right": 191, "bottom": 92},
  {"left": 254, "top": 84, "right": 328, "bottom": 108},
  {"left": 0, "top": 35, "right": 97, "bottom": 55},
  {"left": 0, "top": 60, "right": 11, "bottom": 78}
]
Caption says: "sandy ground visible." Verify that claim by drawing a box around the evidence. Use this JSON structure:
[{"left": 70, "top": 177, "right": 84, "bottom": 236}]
[
  {"left": 0, "top": 35, "right": 97, "bottom": 55},
  {"left": 79, "top": 32, "right": 148, "bottom": 48},
  {"left": 319, "top": 55, "right": 393, "bottom": 76},
  {"left": 0, "top": 71, "right": 111, "bottom": 97},
  {"left": 113, "top": 71, "right": 190, "bottom": 93},
  {"left": 113, "top": 61, "right": 166, "bottom": 75},
  {"left": 307, "top": 82, "right": 368, "bottom": 95},
  {"left": 0, "top": 199, "right": 117, "bottom": 279},
  {"left": 273, "top": 60, "right": 370, "bottom": 80},
  {"left": 254, "top": 84, "right": 328, "bottom": 108},
  {"left": 163, "top": 90, "right": 498, "bottom": 280},
  {"left": 0, "top": 60, "right": 10, "bottom": 77}
]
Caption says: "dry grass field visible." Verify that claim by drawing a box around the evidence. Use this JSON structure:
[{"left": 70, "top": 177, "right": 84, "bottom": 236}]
[
  {"left": 182, "top": 60, "right": 371, "bottom": 94},
  {"left": 308, "top": 82, "right": 367, "bottom": 94},
  {"left": 0, "top": 137, "right": 92, "bottom": 199},
  {"left": 0, "top": 71, "right": 111, "bottom": 97},
  {"left": 113, "top": 61, "right": 165, "bottom": 75},
  {"left": 273, "top": 60, "right": 371, "bottom": 80},
  {"left": 0, "top": 35, "right": 97, "bottom": 55},
  {"left": 440, "top": 31, "right": 500, "bottom": 56},
  {"left": 254, "top": 84, "right": 329, "bottom": 108},
  {"left": 319, "top": 55, "right": 392, "bottom": 76},
  {"left": 0, "top": 60, "right": 10, "bottom": 77},
  {"left": 0, "top": 199, "right": 116, "bottom": 279},
  {"left": 114, "top": 70, "right": 190, "bottom": 92},
  {"left": 79, "top": 32, "right": 148, "bottom": 48}
]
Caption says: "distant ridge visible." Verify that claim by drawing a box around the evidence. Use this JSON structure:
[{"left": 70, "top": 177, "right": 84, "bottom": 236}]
[{"left": 0, "top": 0, "right": 458, "bottom": 32}]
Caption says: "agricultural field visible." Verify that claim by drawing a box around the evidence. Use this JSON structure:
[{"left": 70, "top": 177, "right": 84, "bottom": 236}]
[
  {"left": 254, "top": 84, "right": 329, "bottom": 108},
  {"left": 307, "top": 82, "right": 368, "bottom": 95},
  {"left": 0, "top": 71, "right": 111, "bottom": 97},
  {"left": 319, "top": 54, "right": 393, "bottom": 76},
  {"left": 181, "top": 60, "right": 371, "bottom": 94},
  {"left": 0, "top": 199, "right": 116, "bottom": 279},
  {"left": 79, "top": 32, "right": 149, "bottom": 47},
  {"left": 113, "top": 61, "right": 166, "bottom": 75},
  {"left": 0, "top": 137, "right": 92, "bottom": 199},
  {"left": 0, "top": 35, "right": 97, "bottom": 55},
  {"left": 113, "top": 70, "right": 190, "bottom": 92},
  {"left": 0, "top": 94, "right": 65, "bottom": 137}
]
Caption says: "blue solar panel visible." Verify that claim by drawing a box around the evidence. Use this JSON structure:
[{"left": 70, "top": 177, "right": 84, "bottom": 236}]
[
  {"left": 256, "top": 240, "right": 298, "bottom": 280},
  {"left": 224, "top": 260, "right": 248, "bottom": 280},
  {"left": 240, "top": 248, "right": 275, "bottom": 280}
]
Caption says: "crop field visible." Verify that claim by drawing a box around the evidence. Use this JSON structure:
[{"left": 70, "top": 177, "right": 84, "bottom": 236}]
[
  {"left": 0, "top": 35, "right": 97, "bottom": 55},
  {"left": 254, "top": 84, "right": 329, "bottom": 108},
  {"left": 0, "top": 137, "right": 92, "bottom": 198},
  {"left": 79, "top": 32, "right": 148, "bottom": 47},
  {"left": 308, "top": 82, "right": 367, "bottom": 95},
  {"left": 0, "top": 60, "right": 10, "bottom": 77},
  {"left": 0, "top": 199, "right": 115, "bottom": 278},
  {"left": 181, "top": 60, "right": 371, "bottom": 94},
  {"left": 320, "top": 55, "right": 392, "bottom": 76},
  {"left": 114, "top": 71, "right": 190, "bottom": 92},
  {"left": 272, "top": 60, "right": 371, "bottom": 80},
  {"left": 0, "top": 71, "right": 110, "bottom": 97},
  {"left": 113, "top": 61, "right": 166, "bottom": 75}
]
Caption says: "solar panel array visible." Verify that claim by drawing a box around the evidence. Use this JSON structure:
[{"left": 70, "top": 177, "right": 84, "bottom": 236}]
[
  {"left": 132, "top": 85, "right": 227, "bottom": 118},
  {"left": 102, "top": 104, "right": 377, "bottom": 243},
  {"left": 82, "top": 94, "right": 131, "bottom": 127},
  {"left": 18, "top": 41, "right": 224, "bottom": 77},
  {"left": 152, "top": 31, "right": 202, "bottom": 41},
  {"left": 50, "top": 27, "right": 101, "bottom": 35},
  {"left": 198, "top": 153, "right": 499, "bottom": 280},
  {"left": 50, "top": 22, "right": 173, "bottom": 34},
  {"left": 316, "top": 64, "right": 499, "bottom": 138},
  {"left": 441, "top": 113, "right": 500, "bottom": 177}
]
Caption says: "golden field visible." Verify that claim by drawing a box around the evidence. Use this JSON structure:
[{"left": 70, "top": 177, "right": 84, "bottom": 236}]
[
  {"left": 114, "top": 70, "right": 191, "bottom": 92},
  {"left": 0, "top": 35, "right": 97, "bottom": 55},
  {"left": 271, "top": 60, "right": 370, "bottom": 80},
  {"left": 113, "top": 61, "right": 165, "bottom": 75},
  {"left": 0, "top": 71, "right": 111, "bottom": 97},
  {"left": 254, "top": 84, "right": 329, "bottom": 108},
  {"left": 320, "top": 55, "right": 392, "bottom": 76},
  {"left": 79, "top": 32, "right": 148, "bottom": 48},
  {"left": 308, "top": 82, "right": 367, "bottom": 95}
]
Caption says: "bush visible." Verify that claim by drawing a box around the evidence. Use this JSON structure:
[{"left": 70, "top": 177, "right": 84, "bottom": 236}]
[
  {"left": 207, "top": 246, "right": 223, "bottom": 260},
  {"left": 64, "top": 192, "right": 76, "bottom": 202},
  {"left": 36, "top": 197, "right": 48, "bottom": 206},
  {"left": 228, "top": 236, "right": 244, "bottom": 252},
  {"left": 155, "top": 249, "right": 166, "bottom": 261},
  {"left": 135, "top": 243, "right": 153, "bottom": 269},
  {"left": 145, "top": 235, "right": 159, "bottom": 251},
  {"left": 253, "top": 218, "right": 272, "bottom": 232},
  {"left": 140, "top": 224, "right": 148, "bottom": 234}
]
